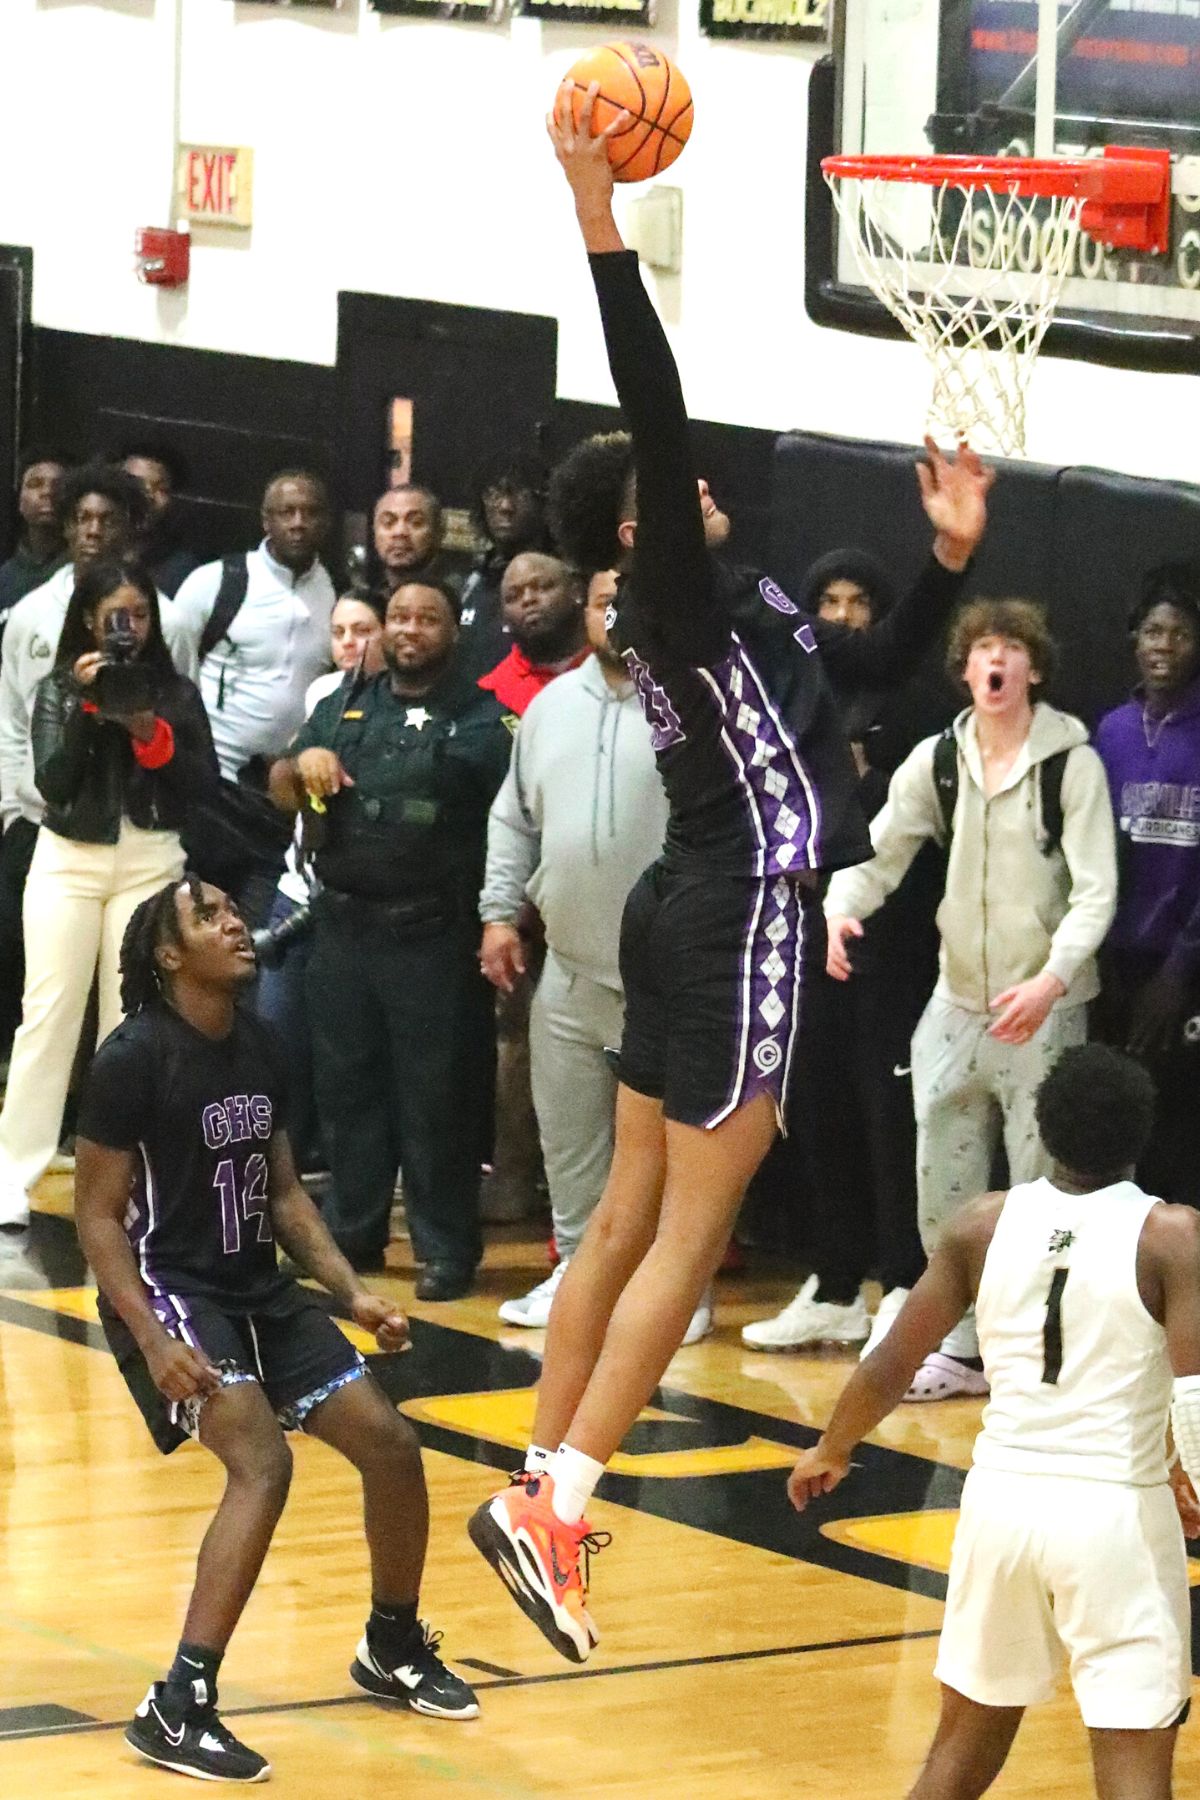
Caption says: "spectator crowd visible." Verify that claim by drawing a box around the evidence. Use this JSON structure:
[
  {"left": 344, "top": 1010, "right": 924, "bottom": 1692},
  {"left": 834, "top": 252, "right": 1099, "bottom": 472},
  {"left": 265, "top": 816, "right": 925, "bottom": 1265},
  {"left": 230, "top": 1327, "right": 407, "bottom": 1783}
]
[{"left": 0, "top": 435, "right": 1197, "bottom": 1387}]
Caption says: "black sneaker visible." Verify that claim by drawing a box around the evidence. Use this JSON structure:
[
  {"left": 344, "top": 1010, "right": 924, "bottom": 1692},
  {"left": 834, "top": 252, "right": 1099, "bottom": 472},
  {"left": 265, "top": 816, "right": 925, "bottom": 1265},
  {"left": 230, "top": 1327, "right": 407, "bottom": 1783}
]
[
  {"left": 126, "top": 1682, "right": 271, "bottom": 1783},
  {"left": 350, "top": 1623, "right": 480, "bottom": 1719}
]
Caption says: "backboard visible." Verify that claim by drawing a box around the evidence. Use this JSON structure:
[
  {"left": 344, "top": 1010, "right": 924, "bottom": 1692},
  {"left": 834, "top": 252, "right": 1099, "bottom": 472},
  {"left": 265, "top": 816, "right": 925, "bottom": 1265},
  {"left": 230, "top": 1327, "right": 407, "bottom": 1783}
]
[{"left": 807, "top": 0, "right": 1200, "bottom": 372}]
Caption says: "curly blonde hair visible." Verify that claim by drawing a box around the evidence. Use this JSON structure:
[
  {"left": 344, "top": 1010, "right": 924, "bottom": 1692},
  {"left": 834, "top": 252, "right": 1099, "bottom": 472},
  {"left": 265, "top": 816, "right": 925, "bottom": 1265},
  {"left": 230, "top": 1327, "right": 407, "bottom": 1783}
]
[{"left": 946, "top": 597, "right": 1057, "bottom": 690}]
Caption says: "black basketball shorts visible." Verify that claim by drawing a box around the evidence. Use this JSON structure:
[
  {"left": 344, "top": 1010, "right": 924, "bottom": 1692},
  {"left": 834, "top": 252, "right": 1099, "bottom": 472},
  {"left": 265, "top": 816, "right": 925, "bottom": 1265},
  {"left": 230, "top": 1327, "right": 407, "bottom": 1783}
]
[
  {"left": 100, "top": 1280, "right": 367, "bottom": 1455},
  {"left": 617, "top": 858, "right": 820, "bottom": 1129}
]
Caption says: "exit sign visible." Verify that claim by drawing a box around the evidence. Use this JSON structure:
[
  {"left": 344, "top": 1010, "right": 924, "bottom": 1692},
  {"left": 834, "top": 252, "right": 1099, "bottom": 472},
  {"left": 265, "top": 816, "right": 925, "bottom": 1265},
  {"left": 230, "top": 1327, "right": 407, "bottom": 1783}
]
[{"left": 177, "top": 145, "right": 254, "bottom": 229}]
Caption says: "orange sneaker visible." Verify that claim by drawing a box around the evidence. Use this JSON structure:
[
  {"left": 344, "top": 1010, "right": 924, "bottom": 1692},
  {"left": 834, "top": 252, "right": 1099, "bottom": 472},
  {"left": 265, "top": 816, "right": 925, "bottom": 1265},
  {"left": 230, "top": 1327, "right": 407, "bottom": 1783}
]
[{"left": 468, "top": 1473, "right": 608, "bottom": 1663}]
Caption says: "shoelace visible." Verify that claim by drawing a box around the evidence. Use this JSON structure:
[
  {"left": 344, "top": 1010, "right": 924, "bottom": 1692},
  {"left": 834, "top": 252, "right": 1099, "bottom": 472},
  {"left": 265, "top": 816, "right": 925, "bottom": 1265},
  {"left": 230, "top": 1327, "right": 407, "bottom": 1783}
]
[
  {"left": 190, "top": 1706, "right": 241, "bottom": 1749},
  {"left": 575, "top": 1529, "right": 612, "bottom": 1593}
]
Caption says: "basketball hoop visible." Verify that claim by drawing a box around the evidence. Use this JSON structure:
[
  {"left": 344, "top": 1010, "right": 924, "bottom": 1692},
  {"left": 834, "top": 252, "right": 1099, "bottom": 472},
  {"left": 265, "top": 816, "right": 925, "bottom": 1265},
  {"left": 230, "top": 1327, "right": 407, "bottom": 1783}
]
[{"left": 821, "top": 147, "right": 1171, "bottom": 456}]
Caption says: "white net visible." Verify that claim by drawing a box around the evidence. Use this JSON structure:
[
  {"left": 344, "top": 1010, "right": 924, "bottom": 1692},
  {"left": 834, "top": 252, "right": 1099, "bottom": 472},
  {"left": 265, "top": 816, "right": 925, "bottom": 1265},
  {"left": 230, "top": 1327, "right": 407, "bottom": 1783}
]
[{"left": 825, "top": 172, "right": 1086, "bottom": 457}]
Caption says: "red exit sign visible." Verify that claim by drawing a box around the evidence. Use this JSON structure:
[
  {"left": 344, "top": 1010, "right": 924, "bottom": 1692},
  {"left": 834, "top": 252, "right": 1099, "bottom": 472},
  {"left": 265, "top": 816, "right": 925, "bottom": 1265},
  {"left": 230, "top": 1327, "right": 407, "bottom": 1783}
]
[{"left": 176, "top": 145, "right": 254, "bottom": 228}]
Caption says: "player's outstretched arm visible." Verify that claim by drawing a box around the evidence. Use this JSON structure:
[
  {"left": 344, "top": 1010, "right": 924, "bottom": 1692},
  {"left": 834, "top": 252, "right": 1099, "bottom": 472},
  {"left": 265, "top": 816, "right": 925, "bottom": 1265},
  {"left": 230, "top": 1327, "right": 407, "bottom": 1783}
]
[
  {"left": 266, "top": 1132, "right": 409, "bottom": 1354},
  {"left": 788, "top": 1209, "right": 982, "bottom": 1510},
  {"left": 75, "top": 1137, "right": 221, "bottom": 1402},
  {"left": 548, "top": 83, "right": 722, "bottom": 662},
  {"left": 813, "top": 440, "right": 993, "bottom": 688}
]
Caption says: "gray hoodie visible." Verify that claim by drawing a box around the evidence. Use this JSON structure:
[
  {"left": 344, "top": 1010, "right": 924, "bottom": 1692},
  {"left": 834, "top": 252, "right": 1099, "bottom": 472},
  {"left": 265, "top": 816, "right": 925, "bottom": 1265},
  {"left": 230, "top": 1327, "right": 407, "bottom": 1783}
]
[
  {"left": 479, "top": 655, "right": 668, "bottom": 990},
  {"left": 826, "top": 703, "right": 1118, "bottom": 1012}
]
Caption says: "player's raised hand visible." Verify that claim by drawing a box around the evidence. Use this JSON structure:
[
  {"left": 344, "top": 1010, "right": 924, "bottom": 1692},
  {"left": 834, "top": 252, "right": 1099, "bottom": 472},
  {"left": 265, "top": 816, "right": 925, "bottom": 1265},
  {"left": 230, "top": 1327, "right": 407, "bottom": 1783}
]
[
  {"left": 919, "top": 437, "right": 994, "bottom": 570},
  {"left": 352, "top": 1292, "right": 411, "bottom": 1355},
  {"left": 546, "top": 81, "right": 626, "bottom": 214},
  {"left": 145, "top": 1336, "right": 222, "bottom": 1403},
  {"left": 787, "top": 1444, "right": 852, "bottom": 1511}
]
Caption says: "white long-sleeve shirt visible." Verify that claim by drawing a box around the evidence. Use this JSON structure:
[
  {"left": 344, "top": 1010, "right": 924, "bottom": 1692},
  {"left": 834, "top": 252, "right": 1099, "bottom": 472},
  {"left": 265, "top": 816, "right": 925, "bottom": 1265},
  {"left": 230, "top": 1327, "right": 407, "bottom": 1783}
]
[
  {"left": 171, "top": 542, "right": 336, "bottom": 783},
  {"left": 0, "top": 564, "right": 192, "bottom": 829}
]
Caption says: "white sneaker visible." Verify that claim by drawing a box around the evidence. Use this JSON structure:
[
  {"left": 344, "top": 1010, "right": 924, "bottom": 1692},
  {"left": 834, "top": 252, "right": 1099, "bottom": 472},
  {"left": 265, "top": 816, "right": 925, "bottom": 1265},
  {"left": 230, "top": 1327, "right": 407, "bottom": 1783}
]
[
  {"left": 497, "top": 1259, "right": 567, "bottom": 1328},
  {"left": 681, "top": 1283, "right": 714, "bottom": 1346},
  {"left": 859, "top": 1286, "right": 910, "bottom": 1361},
  {"left": 741, "top": 1273, "right": 869, "bottom": 1351},
  {"left": 0, "top": 1180, "right": 31, "bottom": 1231}
]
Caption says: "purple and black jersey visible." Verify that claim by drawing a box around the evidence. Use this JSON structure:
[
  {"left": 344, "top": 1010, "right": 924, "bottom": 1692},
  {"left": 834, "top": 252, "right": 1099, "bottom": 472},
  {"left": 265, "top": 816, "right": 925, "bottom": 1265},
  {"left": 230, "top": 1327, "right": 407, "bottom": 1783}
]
[
  {"left": 590, "top": 251, "right": 966, "bottom": 879},
  {"left": 77, "top": 1003, "right": 291, "bottom": 1315}
]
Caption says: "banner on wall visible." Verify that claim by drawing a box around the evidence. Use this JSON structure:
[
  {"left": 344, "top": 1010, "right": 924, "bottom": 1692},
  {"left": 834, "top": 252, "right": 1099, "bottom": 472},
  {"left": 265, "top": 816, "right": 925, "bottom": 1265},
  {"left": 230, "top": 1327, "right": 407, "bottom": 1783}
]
[
  {"left": 699, "top": 0, "right": 826, "bottom": 41},
  {"left": 520, "top": 0, "right": 652, "bottom": 23},
  {"left": 370, "top": 0, "right": 507, "bottom": 17}
]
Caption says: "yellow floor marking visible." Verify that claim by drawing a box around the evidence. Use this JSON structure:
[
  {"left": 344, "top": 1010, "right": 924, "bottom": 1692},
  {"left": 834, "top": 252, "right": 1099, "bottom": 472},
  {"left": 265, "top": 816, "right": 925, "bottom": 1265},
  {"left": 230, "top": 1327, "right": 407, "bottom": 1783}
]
[
  {"left": 824, "top": 1508, "right": 1200, "bottom": 1586},
  {"left": 403, "top": 1387, "right": 799, "bottom": 1478}
]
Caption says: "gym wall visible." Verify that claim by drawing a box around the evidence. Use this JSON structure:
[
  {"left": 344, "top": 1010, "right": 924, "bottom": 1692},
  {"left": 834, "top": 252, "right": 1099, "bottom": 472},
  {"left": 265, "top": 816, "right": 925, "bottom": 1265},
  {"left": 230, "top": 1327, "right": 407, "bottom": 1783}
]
[{"left": 1, "top": 1, "right": 1195, "bottom": 483}]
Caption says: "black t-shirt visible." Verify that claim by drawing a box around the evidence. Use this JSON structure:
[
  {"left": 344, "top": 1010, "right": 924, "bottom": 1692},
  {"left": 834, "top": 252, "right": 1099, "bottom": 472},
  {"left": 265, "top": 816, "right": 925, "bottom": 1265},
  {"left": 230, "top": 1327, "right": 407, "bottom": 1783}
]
[{"left": 77, "top": 1002, "right": 291, "bottom": 1312}]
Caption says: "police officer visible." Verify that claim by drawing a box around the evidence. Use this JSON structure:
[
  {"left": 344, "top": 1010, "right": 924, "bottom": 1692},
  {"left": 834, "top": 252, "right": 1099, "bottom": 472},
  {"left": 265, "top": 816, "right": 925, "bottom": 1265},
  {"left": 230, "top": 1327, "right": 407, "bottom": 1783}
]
[{"left": 269, "top": 579, "right": 514, "bottom": 1298}]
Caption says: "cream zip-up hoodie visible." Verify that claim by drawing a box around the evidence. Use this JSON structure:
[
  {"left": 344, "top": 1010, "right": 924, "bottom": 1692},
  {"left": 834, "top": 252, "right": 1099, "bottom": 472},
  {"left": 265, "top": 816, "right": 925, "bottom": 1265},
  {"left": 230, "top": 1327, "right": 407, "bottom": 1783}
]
[{"left": 825, "top": 703, "right": 1117, "bottom": 1012}]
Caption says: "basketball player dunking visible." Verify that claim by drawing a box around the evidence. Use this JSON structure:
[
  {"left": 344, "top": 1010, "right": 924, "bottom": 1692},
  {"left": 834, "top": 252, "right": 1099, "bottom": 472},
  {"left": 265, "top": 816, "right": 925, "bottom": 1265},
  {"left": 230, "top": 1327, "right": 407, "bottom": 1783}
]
[
  {"left": 791, "top": 1043, "right": 1200, "bottom": 1800},
  {"left": 75, "top": 877, "right": 478, "bottom": 1785},
  {"left": 467, "top": 83, "right": 991, "bottom": 1664}
]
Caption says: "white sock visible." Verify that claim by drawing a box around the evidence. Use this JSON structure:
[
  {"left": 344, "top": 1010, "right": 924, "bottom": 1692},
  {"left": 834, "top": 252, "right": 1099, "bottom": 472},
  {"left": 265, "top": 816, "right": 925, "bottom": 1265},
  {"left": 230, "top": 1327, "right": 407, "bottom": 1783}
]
[
  {"left": 524, "top": 1444, "right": 555, "bottom": 1476},
  {"left": 551, "top": 1444, "right": 605, "bottom": 1525}
]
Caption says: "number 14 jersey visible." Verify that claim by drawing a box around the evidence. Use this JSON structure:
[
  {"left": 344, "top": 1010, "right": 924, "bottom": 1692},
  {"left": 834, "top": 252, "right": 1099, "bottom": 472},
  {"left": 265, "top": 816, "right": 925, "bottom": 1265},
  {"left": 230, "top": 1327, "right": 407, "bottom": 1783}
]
[
  {"left": 77, "top": 1001, "right": 291, "bottom": 1314},
  {"left": 974, "top": 1178, "right": 1173, "bottom": 1487}
]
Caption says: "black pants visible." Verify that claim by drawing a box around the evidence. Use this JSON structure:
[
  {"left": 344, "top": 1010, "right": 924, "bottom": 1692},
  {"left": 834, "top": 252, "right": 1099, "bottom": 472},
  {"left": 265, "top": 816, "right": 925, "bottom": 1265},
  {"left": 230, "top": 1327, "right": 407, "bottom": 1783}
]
[
  {"left": 0, "top": 818, "right": 37, "bottom": 1053},
  {"left": 1093, "top": 949, "right": 1200, "bottom": 1209},
  {"left": 307, "top": 901, "right": 494, "bottom": 1271},
  {"left": 794, "top": 956, "right": 929, "bottom": 1300}
]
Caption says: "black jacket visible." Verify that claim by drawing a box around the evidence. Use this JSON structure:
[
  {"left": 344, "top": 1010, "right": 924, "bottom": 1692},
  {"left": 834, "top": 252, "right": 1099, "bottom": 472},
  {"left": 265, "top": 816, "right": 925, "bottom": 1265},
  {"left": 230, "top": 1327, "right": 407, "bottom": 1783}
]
[{"left": 32, "top": 666, "right": 220, "bottom": 845}]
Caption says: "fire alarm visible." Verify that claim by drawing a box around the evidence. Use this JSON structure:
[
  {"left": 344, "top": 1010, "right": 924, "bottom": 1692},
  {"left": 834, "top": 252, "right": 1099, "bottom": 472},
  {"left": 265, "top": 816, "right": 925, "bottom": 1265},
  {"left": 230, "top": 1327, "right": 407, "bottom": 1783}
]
[{"left": 135, "top": 226, "right": 190, "bottom": 288}]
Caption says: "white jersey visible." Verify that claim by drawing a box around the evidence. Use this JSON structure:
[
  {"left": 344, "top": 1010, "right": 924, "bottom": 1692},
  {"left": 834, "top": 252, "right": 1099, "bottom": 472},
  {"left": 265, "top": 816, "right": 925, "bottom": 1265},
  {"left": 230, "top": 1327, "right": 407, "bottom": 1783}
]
[{"left": 974, "top": 1177, "right": 1172, "bottom": 1486}]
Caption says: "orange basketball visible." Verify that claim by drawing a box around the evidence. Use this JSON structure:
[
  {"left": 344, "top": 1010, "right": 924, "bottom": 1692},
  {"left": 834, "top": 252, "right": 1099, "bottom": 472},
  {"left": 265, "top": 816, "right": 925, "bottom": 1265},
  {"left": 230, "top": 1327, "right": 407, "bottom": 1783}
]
[{"left": 564, "top": 42, "right": 693, "bottom": 185}]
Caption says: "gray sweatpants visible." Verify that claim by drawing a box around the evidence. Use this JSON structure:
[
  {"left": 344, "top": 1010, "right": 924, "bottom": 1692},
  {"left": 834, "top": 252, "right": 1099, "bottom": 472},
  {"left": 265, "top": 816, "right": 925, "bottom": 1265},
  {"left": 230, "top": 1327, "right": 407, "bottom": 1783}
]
[
  {"left": 912, "top": 995, "right": 1088, "bottom": 1358},
  {"left": 529, "top": 950, "right": 626, "bottom": 1260}
]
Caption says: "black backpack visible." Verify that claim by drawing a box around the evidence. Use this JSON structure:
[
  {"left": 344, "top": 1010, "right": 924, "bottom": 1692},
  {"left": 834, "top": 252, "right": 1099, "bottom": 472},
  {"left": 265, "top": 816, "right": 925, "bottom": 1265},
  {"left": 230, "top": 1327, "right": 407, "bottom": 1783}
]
[
  {"left": 198, "top": 554, "right": 251, "bottom": 664},
  {"left": 932, "top": 726, "right": 1069, "bottom": 857}
]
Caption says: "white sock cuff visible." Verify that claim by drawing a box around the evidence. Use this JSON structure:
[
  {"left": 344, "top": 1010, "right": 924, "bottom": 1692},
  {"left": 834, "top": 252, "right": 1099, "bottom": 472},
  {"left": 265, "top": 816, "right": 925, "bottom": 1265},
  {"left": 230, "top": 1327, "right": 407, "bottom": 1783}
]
[
  {"left": 525, "top": 1444, "right": 555, "bottom": 1475},
  {"left": 551, "top": 1444, "right": 605, "bottom": 1525}
]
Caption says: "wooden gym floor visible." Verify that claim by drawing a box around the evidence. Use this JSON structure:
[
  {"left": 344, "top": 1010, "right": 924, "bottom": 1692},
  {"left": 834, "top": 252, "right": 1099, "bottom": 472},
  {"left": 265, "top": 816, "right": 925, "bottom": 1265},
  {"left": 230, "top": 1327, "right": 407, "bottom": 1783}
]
[{"left": 1, "top": 1182, "right": 1197, "bottom": 1798}]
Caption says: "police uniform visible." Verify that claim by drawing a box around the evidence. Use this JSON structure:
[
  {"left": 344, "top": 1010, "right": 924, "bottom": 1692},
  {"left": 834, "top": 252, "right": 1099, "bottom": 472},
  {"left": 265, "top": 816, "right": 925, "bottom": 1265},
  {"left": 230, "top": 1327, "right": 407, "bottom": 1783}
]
[{"left": 291, "top": 668, "right": 514, "bottom": 1274}]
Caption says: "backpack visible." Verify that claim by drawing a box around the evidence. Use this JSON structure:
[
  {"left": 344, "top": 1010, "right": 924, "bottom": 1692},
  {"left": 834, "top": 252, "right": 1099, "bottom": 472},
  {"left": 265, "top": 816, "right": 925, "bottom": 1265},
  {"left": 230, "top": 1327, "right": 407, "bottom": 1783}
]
[
  {"left": 198, "top": 554, "right": 250, "bottom": 662},
  {"left": 932, "top": 726, "right": 1069, "bottom": 857}
]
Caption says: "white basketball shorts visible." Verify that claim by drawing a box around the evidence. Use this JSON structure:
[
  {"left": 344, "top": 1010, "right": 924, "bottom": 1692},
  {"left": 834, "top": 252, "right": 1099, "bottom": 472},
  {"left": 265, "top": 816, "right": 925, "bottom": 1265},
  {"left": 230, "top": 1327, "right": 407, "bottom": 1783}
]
[{"left": 935, "top": 1465, "right": 1191, "bottom": 1730}]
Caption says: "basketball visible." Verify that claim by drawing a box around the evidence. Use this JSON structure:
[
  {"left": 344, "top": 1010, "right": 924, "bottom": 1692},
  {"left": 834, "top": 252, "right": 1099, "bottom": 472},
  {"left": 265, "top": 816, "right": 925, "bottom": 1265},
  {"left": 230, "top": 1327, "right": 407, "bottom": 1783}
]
[{"left": 563, "top": 42, "right": 693, "bottom": 185}]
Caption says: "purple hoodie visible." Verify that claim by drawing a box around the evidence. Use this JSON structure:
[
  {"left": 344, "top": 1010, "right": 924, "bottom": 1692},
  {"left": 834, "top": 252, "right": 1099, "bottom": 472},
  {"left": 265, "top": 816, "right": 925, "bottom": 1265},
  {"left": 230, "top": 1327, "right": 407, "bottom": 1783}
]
[{"left": 1094, "top": 677, "right": 1200, "bottom": 978}]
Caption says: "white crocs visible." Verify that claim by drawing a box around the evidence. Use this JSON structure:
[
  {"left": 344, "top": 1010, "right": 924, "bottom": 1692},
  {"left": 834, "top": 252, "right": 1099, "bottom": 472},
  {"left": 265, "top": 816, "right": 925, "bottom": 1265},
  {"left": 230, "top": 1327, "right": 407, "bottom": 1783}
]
[{"left": 903, "top": 1351, "right": 990, "bottom": 1403}]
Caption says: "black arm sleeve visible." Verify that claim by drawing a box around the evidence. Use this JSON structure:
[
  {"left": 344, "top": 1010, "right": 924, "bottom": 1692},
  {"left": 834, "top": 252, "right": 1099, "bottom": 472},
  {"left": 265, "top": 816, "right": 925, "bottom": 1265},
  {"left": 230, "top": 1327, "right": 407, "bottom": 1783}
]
[
  {"left": 31, "top": 674, "right": 93, "bottom": 806},
  {"left": 811, "top": 555, "right": 967, "bottom": 692},
  {"left": 588, "top": 251, "right": 725, "bottom": 664}
]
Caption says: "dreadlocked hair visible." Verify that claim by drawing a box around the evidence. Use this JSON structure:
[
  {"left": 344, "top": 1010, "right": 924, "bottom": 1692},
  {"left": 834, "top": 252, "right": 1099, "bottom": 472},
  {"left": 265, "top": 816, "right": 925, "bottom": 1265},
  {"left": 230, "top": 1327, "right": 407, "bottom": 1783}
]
[
  {"left": 119, "top": 874, "right": 202, "bottom": 1015},
  {"left": 547, "top": 432, "right": 634, "bottom": 578}
]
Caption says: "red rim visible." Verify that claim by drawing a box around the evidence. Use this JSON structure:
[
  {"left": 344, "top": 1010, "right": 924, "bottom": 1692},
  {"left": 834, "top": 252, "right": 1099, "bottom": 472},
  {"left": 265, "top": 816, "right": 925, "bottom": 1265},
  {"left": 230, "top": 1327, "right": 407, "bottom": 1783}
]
[{"left": 821, "top": 149, "right": 1166, "bottom": 207}]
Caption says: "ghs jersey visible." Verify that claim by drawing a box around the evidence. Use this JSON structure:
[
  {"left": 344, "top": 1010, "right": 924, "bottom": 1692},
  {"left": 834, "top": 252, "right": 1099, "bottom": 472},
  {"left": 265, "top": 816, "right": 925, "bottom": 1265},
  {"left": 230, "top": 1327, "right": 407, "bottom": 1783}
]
[
  {"left": 77, "top": 1002, "right": 291, "bottom": 1314},
  {"left": 974, "top": 1177, "right": 1173, "bottom": 1486}
]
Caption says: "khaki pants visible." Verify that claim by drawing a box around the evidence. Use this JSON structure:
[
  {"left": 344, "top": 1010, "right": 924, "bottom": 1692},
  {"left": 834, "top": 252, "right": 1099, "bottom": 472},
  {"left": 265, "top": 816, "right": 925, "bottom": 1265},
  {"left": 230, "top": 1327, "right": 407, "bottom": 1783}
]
[
  {"left": 0, "top": 821, "right": 184, "bottom": 1196},
  {"left": 912, "top": 994, "right": 1087, "bottom": 1359}
]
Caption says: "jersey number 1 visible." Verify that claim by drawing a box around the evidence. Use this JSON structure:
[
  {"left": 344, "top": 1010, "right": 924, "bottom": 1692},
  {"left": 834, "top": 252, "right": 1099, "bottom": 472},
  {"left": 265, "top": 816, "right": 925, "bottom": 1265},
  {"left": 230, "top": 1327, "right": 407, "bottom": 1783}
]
[
  {"left": 215, "top": 1154, "right": 272, "bottom": 1255},
  {"left": 1042, "top": 1268, "right": 1069, "bottom": 1385}
]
